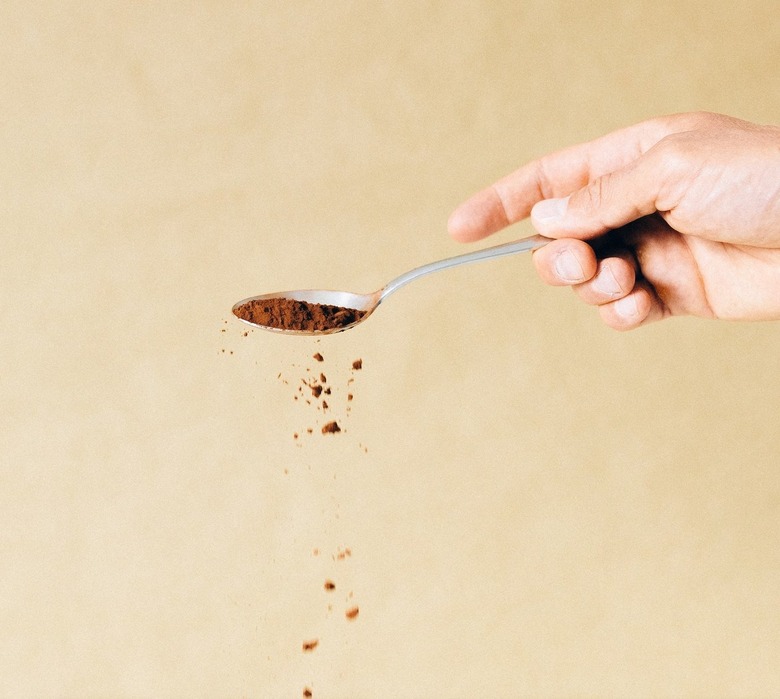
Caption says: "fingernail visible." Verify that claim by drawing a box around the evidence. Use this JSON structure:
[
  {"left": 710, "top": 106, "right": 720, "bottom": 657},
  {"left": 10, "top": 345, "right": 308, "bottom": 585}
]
[
  {"left": 532, "top": 196, "right": 569, "bottom": 223},
  {"left": 593, "top": 264, "right": 623, "bottom": 297},
  {"left": 614, "top": 294, "right": 639, "bottom": 318},
  {"left": 554, "top": 249, "right": 585, "bottom": 283}
]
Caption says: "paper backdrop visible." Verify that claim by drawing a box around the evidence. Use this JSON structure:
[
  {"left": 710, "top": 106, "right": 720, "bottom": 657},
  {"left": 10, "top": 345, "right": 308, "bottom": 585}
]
[{"left": 2, "top": 2, "right": 779, "bottom": 697}]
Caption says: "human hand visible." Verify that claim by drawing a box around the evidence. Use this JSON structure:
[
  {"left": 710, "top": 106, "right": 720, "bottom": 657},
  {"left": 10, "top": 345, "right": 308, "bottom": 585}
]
[{"left": 448, "top": 112, "right": 780, "bottom": 330}]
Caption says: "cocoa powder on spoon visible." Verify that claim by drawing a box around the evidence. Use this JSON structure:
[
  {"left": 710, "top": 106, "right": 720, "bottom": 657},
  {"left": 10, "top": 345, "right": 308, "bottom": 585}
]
[{"left": 233, "top": 297, "right": 366, "bottom": 332}]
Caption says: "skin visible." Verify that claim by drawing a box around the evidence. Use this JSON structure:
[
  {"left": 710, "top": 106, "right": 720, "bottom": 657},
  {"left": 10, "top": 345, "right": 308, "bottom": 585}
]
[{"left": 448, "top": 111, "right": 780, "bottom": 330}]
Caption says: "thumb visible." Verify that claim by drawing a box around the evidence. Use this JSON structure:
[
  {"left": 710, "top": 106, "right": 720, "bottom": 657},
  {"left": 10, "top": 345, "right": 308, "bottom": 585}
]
[{"left": 530, "top": 157, "right": 661, "bottom": 240}]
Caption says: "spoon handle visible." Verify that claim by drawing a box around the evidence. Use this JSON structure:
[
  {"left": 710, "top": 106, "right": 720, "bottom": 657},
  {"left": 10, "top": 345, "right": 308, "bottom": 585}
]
[{"left": 379, "top": 233, "right": 550, "bottom": 302}]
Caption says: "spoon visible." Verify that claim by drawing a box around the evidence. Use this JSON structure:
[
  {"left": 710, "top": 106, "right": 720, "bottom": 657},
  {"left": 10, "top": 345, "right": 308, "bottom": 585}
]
[{"left": 232, "top": 233, "right": 550, "bottom": 335}]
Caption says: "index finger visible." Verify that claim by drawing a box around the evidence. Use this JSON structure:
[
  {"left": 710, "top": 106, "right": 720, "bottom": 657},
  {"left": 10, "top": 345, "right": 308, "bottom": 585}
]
[{"left": 447, "top": 115, "right": 681, "bottom": 242}]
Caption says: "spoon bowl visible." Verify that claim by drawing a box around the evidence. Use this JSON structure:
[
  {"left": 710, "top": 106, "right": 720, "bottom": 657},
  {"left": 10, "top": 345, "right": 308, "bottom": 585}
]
[
  {"left": 232, "top": 233, "right": 550, "bottom": 335},
  {"left": 232, "top": 289, "right": 381, "bottom": 336}
]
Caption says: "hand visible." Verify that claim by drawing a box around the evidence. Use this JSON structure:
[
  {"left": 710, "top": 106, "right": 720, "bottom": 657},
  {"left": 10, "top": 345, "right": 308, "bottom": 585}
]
[{"left": 448, "top": 112, "right": 780, "bottom": 330}]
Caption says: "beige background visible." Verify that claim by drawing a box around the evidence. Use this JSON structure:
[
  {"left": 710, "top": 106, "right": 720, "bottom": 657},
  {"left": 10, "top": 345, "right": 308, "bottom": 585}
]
[{"left": 2, "top": 2, "right": 779, "bottom": 697}]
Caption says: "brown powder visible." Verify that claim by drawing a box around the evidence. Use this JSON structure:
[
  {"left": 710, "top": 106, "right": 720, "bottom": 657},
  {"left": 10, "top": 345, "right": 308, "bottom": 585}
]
[
  {"left": 277, "top": 352, "right": 365, "bottom": 445},
  {"left": 234, "top": 297, "right": 366, "bottom": 332},
  {"left": 335, "top": 547, "right": 352, "bottom": 560},
  {"left": 345, "top": 606, "right": 359, "bottom": 620},
  {"left": 324, "top": 580, "right": 336, "bottom": 591},
  {"left": 302, "top": 639, "right": 319, "bottom": 652}
]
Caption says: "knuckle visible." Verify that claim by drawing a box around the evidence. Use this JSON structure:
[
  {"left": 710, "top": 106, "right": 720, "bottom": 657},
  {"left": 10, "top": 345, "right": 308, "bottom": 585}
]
[
  {"left": 581, "top": 174, "right": 609, "bottom": 213},
  {"left": 649, "top": 133, "right": 693, "bottom": 183},
  {"left": 688, "top": 109, "right": 719, "bottom": 126}
]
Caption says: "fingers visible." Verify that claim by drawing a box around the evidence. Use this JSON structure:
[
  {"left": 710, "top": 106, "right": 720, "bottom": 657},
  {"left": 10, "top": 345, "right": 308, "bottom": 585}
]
[
  {"left": 530, "top": 151, "right": 664, "bottom": 241},
  {"left": 533, "top": 239, "right": 666, "bottom": 330},
  {"left": 447, "top": 186, "right": 511, "bottom": 243},
  {"left": 447, "top": 112, "right": 720, "bottom": 329},
  {"left": 597, "top": 281, "right": 666, "bottom": 331},
  {"left": 572, "top": 251, "right": 636, "bottom": 306},
  {"left": 533, "top": 238, "right": 598, "bottom": 286},
  {"left": 448, "top": 116, "right": 677, "bottom": 242}
]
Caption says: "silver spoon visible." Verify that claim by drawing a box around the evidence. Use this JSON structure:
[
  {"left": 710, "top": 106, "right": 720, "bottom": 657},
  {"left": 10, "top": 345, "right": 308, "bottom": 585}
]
[{"left": 232, "top": 233, "right": 550, "bottom": 335}]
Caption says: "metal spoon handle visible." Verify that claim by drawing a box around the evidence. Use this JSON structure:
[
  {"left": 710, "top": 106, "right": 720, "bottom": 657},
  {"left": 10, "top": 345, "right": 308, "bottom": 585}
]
[{"left": 379, "top": 233, "right": 550, "bottom": 302}]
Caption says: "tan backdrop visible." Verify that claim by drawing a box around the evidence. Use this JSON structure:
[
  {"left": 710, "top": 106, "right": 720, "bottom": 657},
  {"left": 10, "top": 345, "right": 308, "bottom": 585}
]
[{"left": 2, "top": 2, "right": 779, "bottom": 697}]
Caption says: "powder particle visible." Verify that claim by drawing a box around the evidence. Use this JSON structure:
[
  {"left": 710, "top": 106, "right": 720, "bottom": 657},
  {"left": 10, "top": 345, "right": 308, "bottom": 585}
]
[
  {"left": 345, "top": 606, "right": 359, "bottom": 620},
  {"left": 302, "top": 639, "right": 319, "bottom": 652},
  {"left": 335, "top": 547, "right": 352, "bottom": 560},
  {"left": 303, "top": 689, "right": 313, "bottom": 698},
  {"left": 278, "top": 350, "right": 364, "bottom": 448},
  {"left": 233, "top": 297, "right": 366, "bottom": 332},
  {"left": 324, "top": 580, "right": 336, "bottom": 591}
]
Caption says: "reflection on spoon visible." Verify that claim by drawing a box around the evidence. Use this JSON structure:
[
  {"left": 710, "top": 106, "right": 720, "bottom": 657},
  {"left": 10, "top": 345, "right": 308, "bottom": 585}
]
[{"left": 232, "top": 233, "right": 550, "bottom": 335}]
